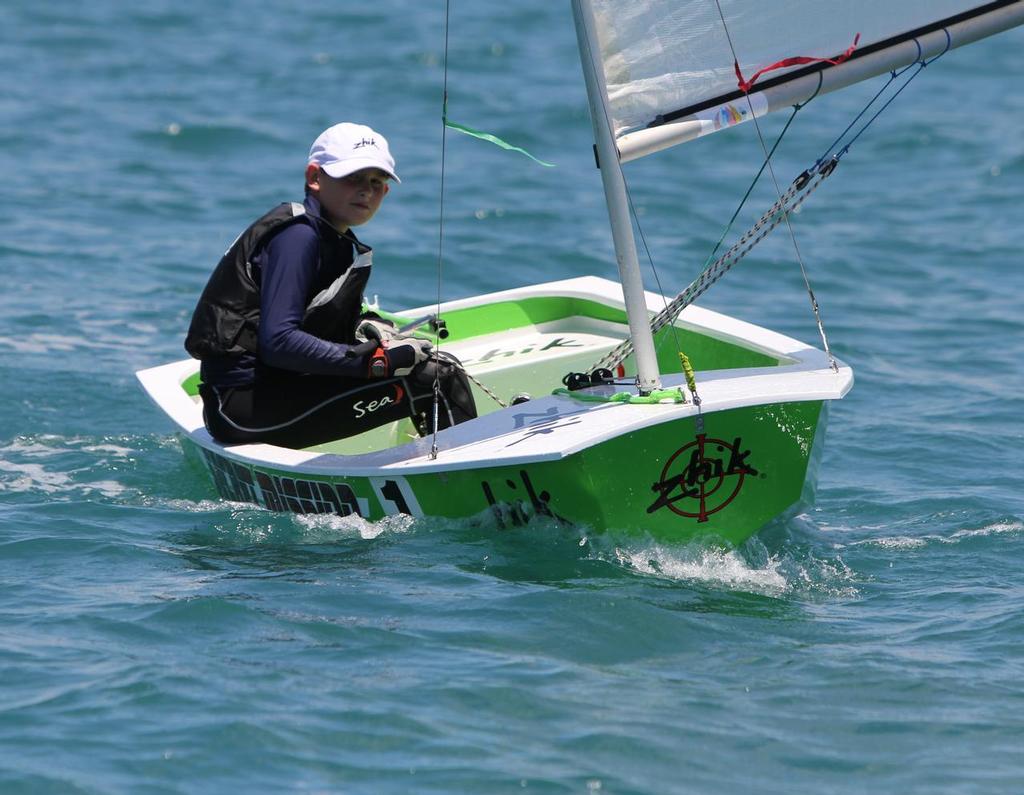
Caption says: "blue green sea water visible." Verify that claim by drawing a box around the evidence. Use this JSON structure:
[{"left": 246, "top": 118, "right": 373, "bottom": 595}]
[{"left": 2, "top": 2, "right": 1023, "bottom": 793}]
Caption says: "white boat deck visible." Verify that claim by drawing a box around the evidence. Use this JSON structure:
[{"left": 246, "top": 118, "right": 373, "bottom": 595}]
[{"left": 136, "top": 277, "right": 853, "bottom": 476}]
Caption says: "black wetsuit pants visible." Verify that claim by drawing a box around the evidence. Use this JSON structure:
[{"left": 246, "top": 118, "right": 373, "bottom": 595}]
[{"left": 199, "top": 358, "right": 477, "bottom": 449}]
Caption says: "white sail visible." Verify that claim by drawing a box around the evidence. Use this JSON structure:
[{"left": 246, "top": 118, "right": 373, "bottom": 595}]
[{"left": 589, "top": 0, "right": 1024, "bottom": 160}]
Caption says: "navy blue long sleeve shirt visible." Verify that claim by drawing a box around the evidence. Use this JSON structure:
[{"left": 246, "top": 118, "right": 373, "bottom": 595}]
[{"left": 200, "top": 196, "right": 370, "bottom": 387}]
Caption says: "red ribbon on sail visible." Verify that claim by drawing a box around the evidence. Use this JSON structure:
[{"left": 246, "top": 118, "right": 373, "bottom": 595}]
[{"left": 734, "top": 34, "right": 861, "bottom": 94}]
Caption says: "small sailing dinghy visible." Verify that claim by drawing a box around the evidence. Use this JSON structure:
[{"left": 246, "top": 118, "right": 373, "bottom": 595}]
[{"left": 137, "top": 0, "right": 1024, "bottom": 545}]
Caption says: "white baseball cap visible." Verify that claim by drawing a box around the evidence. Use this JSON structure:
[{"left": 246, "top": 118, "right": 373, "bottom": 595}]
[{"left": 308, "top": 122, "right": 400, "bottom": 183}]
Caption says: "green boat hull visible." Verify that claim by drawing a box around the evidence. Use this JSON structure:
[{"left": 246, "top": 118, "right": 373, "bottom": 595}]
[
  {"left": 187, "top": 399, "right": 826, "bottom": 547},
  {"left": 140, "top": 277, "right": 850, "bottom": 546}
]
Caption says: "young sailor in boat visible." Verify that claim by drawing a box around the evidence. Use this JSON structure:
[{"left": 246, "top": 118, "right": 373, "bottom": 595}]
[{"left": 184, "top": 122, "right": 477, "bottom": 449}]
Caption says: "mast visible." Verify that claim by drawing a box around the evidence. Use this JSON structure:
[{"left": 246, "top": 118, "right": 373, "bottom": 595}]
[{"left": 570, "top": 0, "right": 661, "bottom": 394}]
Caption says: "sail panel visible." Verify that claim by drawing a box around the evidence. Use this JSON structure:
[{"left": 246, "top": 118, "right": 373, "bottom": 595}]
[{"left": 592, "top": 0, "right": 1019, "bottom": 139}]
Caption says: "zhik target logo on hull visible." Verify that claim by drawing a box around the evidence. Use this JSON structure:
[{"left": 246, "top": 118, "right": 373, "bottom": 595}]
[{"left": 647, "top": 434, "right": 758, "bottom": 522}]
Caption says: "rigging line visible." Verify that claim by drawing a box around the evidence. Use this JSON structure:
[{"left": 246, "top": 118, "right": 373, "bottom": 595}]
[
  {"left": 839, "top": 69, "right": 923, "bottom": 156},
  {"left": 578, "top": 6, "right": 813, "bottom": 384},
  {"left": 701, "top": 70, "right": 822, "bottom": 273},
  {"left": 713, "top": 0, "right": 837, "bottom": 371},
  {"left": 624, "top": 182, "right": 689, "bottom": 385},
  {"left": 681, "top": 114, "right": 797, "bottom": 303},
  {"left": 819, "top": 30, "right": 951, "bottom": 165},
  {"left": 594, "top": 21, "right": 951, "bottom": 372},
  {"left": 697, "top": 96, "right": 806, "bottom": 283},
  {"left": 461, "top": 365, "right": 508, "bottom": 408},
  {"left": 430, "top": 0, "right": 453, "bottom": 460},
  {"left": 644, "top": 72, "right": 823, "bottom": 371},
  {"left": 837, "top": 31, "right": 952, "bottom": 159},
  {"left": 638, "top": 53, "right": 823, "bottom": 374},
  {"left": 591, "top": 164, "right": 833, "bottom": 371},
  {"left": 596, "top": 165, "right": 833, "bottom": 370},
  {"left": 645, "top": 98, "right": 807, "bottom": 383},
  {"left": 816, "top": 62, "right": 909, "bottom": 164}
]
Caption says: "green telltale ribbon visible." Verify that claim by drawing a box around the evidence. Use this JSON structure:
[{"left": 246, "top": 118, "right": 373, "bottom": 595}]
[{"left": 444, "top": 117, "right": 555, "bottom": 168}]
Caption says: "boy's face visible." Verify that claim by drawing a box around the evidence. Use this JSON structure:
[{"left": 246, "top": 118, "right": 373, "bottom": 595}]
[{"left": 307, "top": 166, "right": 390, "bottom": 232}]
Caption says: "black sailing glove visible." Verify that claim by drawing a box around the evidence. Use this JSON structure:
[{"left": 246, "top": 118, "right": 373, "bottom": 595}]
[
  {"left": 367, "top": 338, "right": 433, "bottom": 377},
  {"left": 355, "top": 317, "right": 399, "bottom": 344}
]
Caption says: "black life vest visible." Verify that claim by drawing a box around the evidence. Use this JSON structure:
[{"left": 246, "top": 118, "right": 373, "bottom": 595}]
[{"left": 184, "top": 201, "right": 372, "bottom": 359}]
